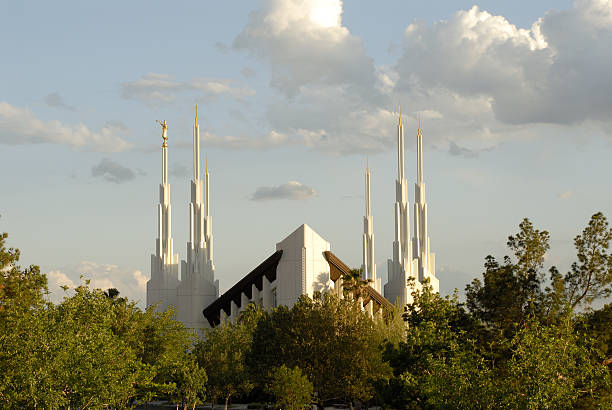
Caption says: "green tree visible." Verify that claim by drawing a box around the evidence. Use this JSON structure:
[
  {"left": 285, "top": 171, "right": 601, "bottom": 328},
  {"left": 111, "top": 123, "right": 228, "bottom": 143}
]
[
  {"left": 500, "top": 316, "right": 610, "bottom": 409},
  {"left": 381, "top": 285, "right": 489, "bottom": 409},
  {"left": 247, "top": 293, "right": 391, "bottom": 408},
  {"left": 466, "top": 218, "right": 550, "bottom": 338},
  {"left": 266, "top": 365, "right": 313, "bottom": 410},
  {"left": 194, "top": 307, "right": 257, "bottom": 410},
  {"left": 167, "top": 355, "right": 207, "bottom": 410},
  {"left": 564, "top": 212, "right": 612, "bottom": 309}
]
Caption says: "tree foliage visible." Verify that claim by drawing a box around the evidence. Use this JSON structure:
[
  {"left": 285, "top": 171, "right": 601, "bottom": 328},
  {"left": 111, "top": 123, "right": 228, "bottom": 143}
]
[
  {"left": 247, "top": 293, "right": 391, "bottom": 407},
  {"left": 0, "top": 232, "right": 205, "bottom": 408},
  {"left": 266, "top": 365, "right": 313, "bottom": 410}
]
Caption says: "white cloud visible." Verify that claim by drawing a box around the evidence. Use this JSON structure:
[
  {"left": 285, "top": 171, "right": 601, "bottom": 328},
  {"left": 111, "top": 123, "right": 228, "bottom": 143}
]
[
  {"left": 0, "top": 102, "right": 131, "bottom": 152},
  {"left": 229, "top": 0, "right": 612, "bottom": 155},
  {"left": 47, "top": 270, "right": 76, "bottom": 289},
  {"left": 396, "top": 1, "right": 612, "bottom": 128},
  {"left": 234, "top": 0, "right": 378, "bottom": 98},
  {"left": 45, "top": 261, "right": 147, "bottom": 305},
  {"left": 121, "top": 73, "right": 255, "bottom": 106},
  {"left": 251, "top": 181, "right": 317, "bottom": 201}
]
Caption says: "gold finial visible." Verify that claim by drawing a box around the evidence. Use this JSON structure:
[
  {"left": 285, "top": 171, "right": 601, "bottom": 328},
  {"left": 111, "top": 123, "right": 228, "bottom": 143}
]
[
  {"left": 195, "top": 104, "right": 198, "bottom": 127},
  {"left": 366, "top": 157, "right": 369, "bottom": 174},
  {"left": 156, "top": 120, "right": 168, "bottom": 147},
  {"left": 205, "top": 157, "right": 208, "bottom": 175},
  {"left": 418, "top": 116, "right": 422, "bottom": 137},
  {"left": 398, "top": 104, "right": 402, "bottom": 127}
]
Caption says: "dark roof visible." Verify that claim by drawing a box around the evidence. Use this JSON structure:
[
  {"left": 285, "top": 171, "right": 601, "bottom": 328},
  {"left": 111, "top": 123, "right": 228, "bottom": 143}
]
[
  {"left": 202, "top": 250, "right": 283, "bottom": 327},
  {"left": 323, "top": 251, "right": 394, "bottom": 313}
]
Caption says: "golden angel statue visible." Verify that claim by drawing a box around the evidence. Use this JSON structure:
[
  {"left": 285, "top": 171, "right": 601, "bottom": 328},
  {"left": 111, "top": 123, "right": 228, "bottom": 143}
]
[{"left": 156, "top": 120, "right": 168, "bottom": 147}]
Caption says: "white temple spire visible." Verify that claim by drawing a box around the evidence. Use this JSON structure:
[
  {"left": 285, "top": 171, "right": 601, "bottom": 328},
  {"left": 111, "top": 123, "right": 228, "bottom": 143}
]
[
  {"left": 417, "top": 116, "right": 423, "bottom": 185},
  {"left": 147, "top": 120, "right": 179, "bottom": 314},
  {"left": 412, "top": 119, "right": 438, "bottom": 293},
  {"left": 194, "top": 105, "right": 200, "bottom": 181},
  {"left": 177, "top": 108, "right": 218, "bottom": 333},
  {"left": 384, "top": 105, "right": 416, "bottom": 305},
  {"left": 397, "top": 105, "right": 405, "bottom": 181},
  {"left": 363, "top": 158, "right": 379, "bottom": 292},
  {"left": 155, "top": 120, "right": 173, "bottom": 264}
]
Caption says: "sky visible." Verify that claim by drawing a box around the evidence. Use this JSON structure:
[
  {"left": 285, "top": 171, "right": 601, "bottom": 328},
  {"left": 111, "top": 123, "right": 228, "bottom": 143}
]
[{"left": 2, "top": 0, "right": 612, "bottom": 306}]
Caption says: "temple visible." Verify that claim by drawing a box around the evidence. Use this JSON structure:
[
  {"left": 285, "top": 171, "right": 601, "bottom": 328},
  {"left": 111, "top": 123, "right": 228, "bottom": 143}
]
[{"left": 146, "top": 107, "right": 438, "bottom": 331}]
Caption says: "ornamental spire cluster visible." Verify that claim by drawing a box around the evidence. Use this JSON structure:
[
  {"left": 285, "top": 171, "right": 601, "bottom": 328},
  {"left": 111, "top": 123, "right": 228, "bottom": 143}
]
[
  {"left": 147, "top": 120, "right": 179, "bottom": 314},
  {"left": 362, "top": 158, "right": 380, "bottom": 294},
  {"left": 147, "top": 107, "right": 219, "bottom": 333},
  {"left": 376, "top": 108, "right": 437, "bottom": 306}
]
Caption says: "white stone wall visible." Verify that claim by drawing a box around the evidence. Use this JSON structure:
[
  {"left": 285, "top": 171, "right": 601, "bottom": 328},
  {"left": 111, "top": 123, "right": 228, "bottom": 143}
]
[{"left": 275, "top": 224, "right": 331, "bottom": 309}]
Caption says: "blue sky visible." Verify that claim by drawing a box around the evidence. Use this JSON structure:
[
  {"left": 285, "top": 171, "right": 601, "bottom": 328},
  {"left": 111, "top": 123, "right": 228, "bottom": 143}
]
[{"left": 2, "top": 0, "right": 611, "bottom": 305}]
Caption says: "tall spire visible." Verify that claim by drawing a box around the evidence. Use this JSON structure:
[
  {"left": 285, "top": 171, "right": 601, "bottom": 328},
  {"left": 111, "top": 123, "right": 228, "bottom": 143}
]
[
  {"left": 194, "top": 105, "right": 200, "bottom": 181},
  {"left": 154, "top": 119, "right": 174, "bottom": 266},
  {"left": 147, "top": 119, "right": 179, "bottom": 315},
  {"left": 417, "top": 116, "right": 423, "bottom": 185},
  {"left": 365, "top": 157, "right": 371, "bottom": 215},
  {"left": 412, "top": 118, "right": 438, "bottom": 294},
  {"left": 363, "top": 158, "right": 378, "bottom": 292},
  {"left": 177, "top": 108, "right": 218, "bottom": 333},
  {"left": 397, "top": 105, "right": 405, "bottom": 181},
  {"left": 385, "top": 104, "right": 414, "bottom": 306}
]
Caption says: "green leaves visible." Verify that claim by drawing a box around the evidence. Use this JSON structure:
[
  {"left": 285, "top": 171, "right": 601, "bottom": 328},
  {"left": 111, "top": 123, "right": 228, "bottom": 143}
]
[
  {"left": 265, "top": 365, "right": 313, "bottom": 410},
  {"left": 565, "top": 212, "right": 612, "bottom": 309},
  {"left": 0, "top": 232, "right": 205, "bottom": 408}
]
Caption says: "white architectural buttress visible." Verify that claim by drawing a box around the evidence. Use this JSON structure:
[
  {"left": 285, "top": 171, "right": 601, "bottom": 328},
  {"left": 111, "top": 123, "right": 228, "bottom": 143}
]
[
  {"left": 177, "top": 106, "right": 219, "bottom": 331},
  {"left": 147, "top": 120, "right": 179, "bottom": 313},
  {"left": 384, "top": 107, "right": 420, "bottom": 306},
  {"left": 412, "top": 120, "right": 438, "bottom": 292},
  {"left": 362, "top": 159, "right": 380, "bottom": 293}
]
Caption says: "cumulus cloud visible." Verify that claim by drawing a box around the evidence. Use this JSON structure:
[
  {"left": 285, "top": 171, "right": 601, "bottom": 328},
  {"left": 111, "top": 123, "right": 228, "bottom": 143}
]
[
  {"left": 397, "top": 1, "right": 612, "bottom": 128},
  {"left": 228, "top": 0, "right": 612, "bottom": 155},
  {"left": 45, "top": 261, "right": 147, "bottom": 305},
  {"left": 251, "top": 181, "right": 317, "bottom": 201},
  {"left": 44, "top": 92, "right": 75, "bottom": 111},
  {"left": 121, "top": 73, "right": 255, "bottom": 106},
  {"left": 234, "top": 0, "right": 377, "bottom": 97},
  {"left": 232, "top": 0, "right": 398, "bottom": 153},
  {"left": 0, "top": 102, "right": 131, "bottom": 152},
  {"left": 91, "top": 158, "right": 141, "bottom": 184}
]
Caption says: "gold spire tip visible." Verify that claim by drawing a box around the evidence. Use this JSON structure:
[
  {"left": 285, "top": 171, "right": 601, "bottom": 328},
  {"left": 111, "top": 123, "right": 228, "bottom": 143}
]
[
  {"left": 366, "top": 157, "right": 369, "bottom": 173},
  {"left": 398, "top": 104, "right": 402, "bottom": 126},
  {"left": 195, "top": 104, "right": 198, "bottom": 126},
  {"left": 205, "top": 157, "right": 208, "bottom": 175},
  {"left": 418, "top": 115, "right": 422, "bottom": 136}
]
